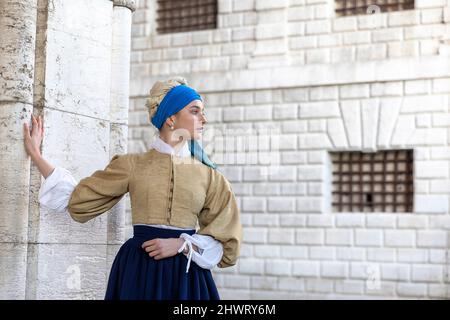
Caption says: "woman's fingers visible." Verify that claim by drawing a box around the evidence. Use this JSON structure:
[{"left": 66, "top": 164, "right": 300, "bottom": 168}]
[
  {"left": 148, "top": 250, "right": 160, "bottom": 258},
  {"left": 23, "top": 123, "right": 30, "bottom": 139}
]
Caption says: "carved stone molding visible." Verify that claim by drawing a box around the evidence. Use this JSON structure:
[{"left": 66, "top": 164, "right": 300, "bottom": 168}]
[{"left": 112, "top": 0, "right": 136, "bottom": 12}]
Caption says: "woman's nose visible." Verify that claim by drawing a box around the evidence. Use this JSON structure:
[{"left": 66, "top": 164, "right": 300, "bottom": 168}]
[{"left": 201, "top": 113, "right": 208, "bottom": 124}]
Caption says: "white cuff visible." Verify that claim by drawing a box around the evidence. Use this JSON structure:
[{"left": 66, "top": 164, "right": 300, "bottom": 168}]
[
  {"left": 177, "top": 233, "right": 223, "bottom": 273},
  {"left": 38, "top": 167, "right": 78, "bottom": 213}
]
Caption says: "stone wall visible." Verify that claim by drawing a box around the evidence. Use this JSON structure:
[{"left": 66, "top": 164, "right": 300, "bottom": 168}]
[
  {"left": 0, "top": 0, "right": 135, "bottom": 299},
  {"left": 128, "top": 0, "right": 450, "bottom": 299}
]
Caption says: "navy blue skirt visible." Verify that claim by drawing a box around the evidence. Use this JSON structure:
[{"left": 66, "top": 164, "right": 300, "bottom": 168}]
[{"left": 105, "top": 225, "right": 220, "bottom": 300}]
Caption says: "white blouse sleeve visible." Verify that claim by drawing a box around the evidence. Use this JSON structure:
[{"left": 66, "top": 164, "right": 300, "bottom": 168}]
[
  {"left": 38, "top": 167, "right": 78, "bottom": 213},
  {"left": 178, "top": 233, "right": 223, "bottom": 273}
]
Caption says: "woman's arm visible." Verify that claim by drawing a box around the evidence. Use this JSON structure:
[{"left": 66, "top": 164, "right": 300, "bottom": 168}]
[{"left": 23, "top": 114, "right": 55, "bottom": 178}]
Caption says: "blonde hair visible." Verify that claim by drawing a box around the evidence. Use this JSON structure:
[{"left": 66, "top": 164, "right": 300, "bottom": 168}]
[{"left": 145, "top": 76, "right": 188, "bottom": 126}]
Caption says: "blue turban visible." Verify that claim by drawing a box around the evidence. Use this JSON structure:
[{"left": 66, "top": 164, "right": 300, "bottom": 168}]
[{"left": 151, "top": 84, "right": 217, "bottom": 170}]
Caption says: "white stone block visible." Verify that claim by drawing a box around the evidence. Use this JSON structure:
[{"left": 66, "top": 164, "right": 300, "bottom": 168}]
[
  {"left": 335, "top": 281, "right": 365, "bottom": 295},
  {"left": 268, "top": 228, "right": 296, "bottom": 244},
  {"left": 415, "top": 195, "right": 448, "bottom": 214},
  {"left": 281, "top": 182, "right": 307, "bottom": 196},
  {"left": 305, "top": 279, "right": 334, "bottom": 293},
  {"left": 273, "top": 103, "right": 298, "bottom": 119},
  {"left": 243, "top": 227, "right": 268, "bottom": 243},
  {"left": 332, "top": 16, "right": 357, "bottom": 32},
  {"left": 429, "top": 249, "right": 447, "bottom": 263},
  {"left": 381, "top": 264, "right": 410, "bottom": 281},
  {"left": 280, "top": 245, "right": 308, "bottom": 259},
  {"left": 233, "top": 0, "right": 255, "bottom": 12},
  {"left": 254, "top": 245, "right": 281, "bottom": 258},
  {"left": 327, "top": 119, "right": 348, "bottom": 148},
  {"left": 331, "top": 47, "right": 355, "bottom": 63},
  {"left": 390, "top": 115, "right": 415, "bottom": 146},
  {"left": 417, "top": 230, "right": 448, "bottom": 247},
  {"left": 355, "top": 229, "right": 383, "bottom": 247},
  {"left": 288, "top": 6, "right": 314, "bottom": 21},
  {"left": 410, "top": 128, "right": 447, "bottom": 145},
  {"left": 349, "top": 262, "right": 373, "bottom": 280},
  {"left": 300, "top": 101, "right": 340, "bottom": 118},
  {"left": 388, "top": 11, "right": 421, "bottom": 26},
  {"left": 384, "top": 230, "right": 416, "bottom": 247},
  {"left": 251, "top": 276, "right": 279, "bottom": 290},
  {"left": 268, "top": 197, "right": 296, "bottom": 212},
  {"left": 309, "top": 247, "right": 335, "bottom": 260},
  {"left": 340, "top": 100, "right": 362, "bottom": 148},
  {"left": 412, "top": 265, "right": 444, "bottom": 283},
  {"left": 325, "top": 229, "right": 353, "bottom": 245},
  {"left": 256, "top": 23, "right": 286, "bottom": 40},
  {"left": 401, "top": 95, "right": 448, "bottom": 113},
  {"left": 397, "top": 215, "right": 428, "bottom": 229},
  {"left": 297, "top": 197, "right": 323, "bottom": 213},
  {"left": 336, "top": 247, "right": 365, "bottom": 261},
  {"left": 415, "top": 0, "right": 447, "bottom": 8},
  {"left": 336, "top": 214, "right": 365, "bottom": 227},
  {"left": 358, "top": 14, "right": 387, "bottom": 29},
  {"left": 397, "top": 283, "right": 427, "bottom": 298},
  {"left": 340, "top": 84, "right": 370, "bottom": 99},
  {"left": 256, "top": 0, "right": 288, "bottom": 11},
  {"left": 361, "top": 99, "right": 379, "bottom": 150},
  {"left": 299, "top": 133, "right": 333, "bottom": 149},
  {"left": 372, "top": 28, "right": 403, "bottom": 42},
  {"left": 223, "top": 274, "right": 251, "bottom": 289},
  {"left": 292, "top": 261, "right": 320, "bottom": 277},
  {"left": 367, "top": 248, "right": 395, "bottom": 262},
  {"left": 242, "top": 197, "right": 266, "bottom": 212},
  {"left": 0, "top": 244, "right": 27, "bottom": 299},
  {"left": 278, "top": 277, "right": 306, "bottom": 291},
  {"left": 306, "top": 20, "right": 331, "bottom": 35},
  {"left": 244, "top": 105, "right": 273, "bottom": 121},
  {"left": 371, "top": 82, "right": 403, "bottom": 97},
  {"left": 388, "top": 41, "right": 419, "bottom": 58},
  {"left": 296, "top": 229, "right": 324, "bottom": 245},
  {"left": 283, "top": 88, "right": 309, "bottom": 102},
  {"left": 430, "top": 180, "right": 450, "bottom": 193},
  {"left": 265, "top": 259, "right": 292, "bottom": 276},
  {"left": 397, "top": 249, "right": 428, "bottom": 263},
  {"left": 343, "top": 31, "right": 371, "bottom": 45},
  {"left": 306, "top": 48, "right": 331, "bottom": 64},
  {"left": 321, "top": 262, "right": 348, "bottom": 278},
  {"left": 432, "top": 78, "right": 450, "bottom": 93},
  {"left": 356, "top": 44, "right": 387, "bottom": 61},
  {"left": 421, "top": 8, "right": 445, "bottom": 24},
  {"left": 366, "top": 214, "right": 396, "bottom": 228}
]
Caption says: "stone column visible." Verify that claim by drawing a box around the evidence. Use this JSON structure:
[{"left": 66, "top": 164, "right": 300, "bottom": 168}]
[
  {"left": 106, "top": 0, "right": 136, "bottom": 272},
  {"left": 0, "top": 0, "right": 38, "bottom": 299}
]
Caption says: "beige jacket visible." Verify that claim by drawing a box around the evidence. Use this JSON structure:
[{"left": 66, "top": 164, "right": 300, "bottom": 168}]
[{"left": 67, "top": 149, "right": 242, "bottom": 268}]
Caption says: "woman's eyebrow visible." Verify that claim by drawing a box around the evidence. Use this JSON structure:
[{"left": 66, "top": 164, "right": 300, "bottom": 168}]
[{"left": 190, "top": 105, "right": 204, "bottom": 111}]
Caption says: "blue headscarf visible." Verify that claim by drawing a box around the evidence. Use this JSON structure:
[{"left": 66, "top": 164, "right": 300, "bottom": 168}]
[{"left": 151, "top": 84, "right": 217, "bottom": 170}]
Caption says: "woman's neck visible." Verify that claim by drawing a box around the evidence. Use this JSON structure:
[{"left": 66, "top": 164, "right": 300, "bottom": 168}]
[{"left": 158, "top": 132, "right": 187, "bottom": 150}]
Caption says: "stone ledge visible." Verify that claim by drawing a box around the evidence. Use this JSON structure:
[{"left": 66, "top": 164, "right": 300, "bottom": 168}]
[
  {"left": 112, "top": 0, "right": 136, "bottom": 12},
  {"left": 131, "top": 56, "right": 450, "bottom": 95}
]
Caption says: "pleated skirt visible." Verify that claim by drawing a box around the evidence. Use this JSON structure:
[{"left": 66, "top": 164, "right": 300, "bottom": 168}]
[{"left": 105, "top": 225, "right": 220, "bottom": 300}]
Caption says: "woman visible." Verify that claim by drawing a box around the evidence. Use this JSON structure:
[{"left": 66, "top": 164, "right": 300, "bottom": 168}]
[{"left": 23, "top": 77, "right": 242, "bottom": 300}]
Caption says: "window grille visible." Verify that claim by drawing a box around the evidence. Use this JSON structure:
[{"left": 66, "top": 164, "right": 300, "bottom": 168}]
[
  {"left": 331, "top": 150, "right": 414, "bottom": 212},
  {"left": 156, "top": 0, "right": 217, "bottom": 34},
  {"left": 335, "top": 0, "right": 414, "bottom": 16}
]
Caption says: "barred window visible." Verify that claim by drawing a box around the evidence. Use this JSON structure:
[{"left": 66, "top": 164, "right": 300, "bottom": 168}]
[
  {"left": 335, "top": 0, "right": 415, "bottom": 17},
  {"left": 331, "top": 150, "right": 414, "bottom": 212},
  {"left": 156, "top": 0, "right": 217, "bottom": 34}
]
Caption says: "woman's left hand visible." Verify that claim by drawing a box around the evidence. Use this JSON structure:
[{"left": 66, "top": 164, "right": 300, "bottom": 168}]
[{"left": 141, "top": 238, "right": 185, "bottom": 260}]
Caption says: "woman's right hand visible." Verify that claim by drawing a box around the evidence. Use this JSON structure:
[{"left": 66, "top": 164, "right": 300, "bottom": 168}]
[{"left": 23, "top": 114, "right": 44, "bottom": 159}]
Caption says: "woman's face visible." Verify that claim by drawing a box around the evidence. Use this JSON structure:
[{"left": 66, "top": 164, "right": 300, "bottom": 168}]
[{"left": 172, "top": 99, "right": 208, "bottom": 140}]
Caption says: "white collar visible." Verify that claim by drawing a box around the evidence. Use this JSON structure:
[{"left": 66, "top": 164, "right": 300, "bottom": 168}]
[{"left": 150, "top": 136, "right": 192, "bottom": 158}]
